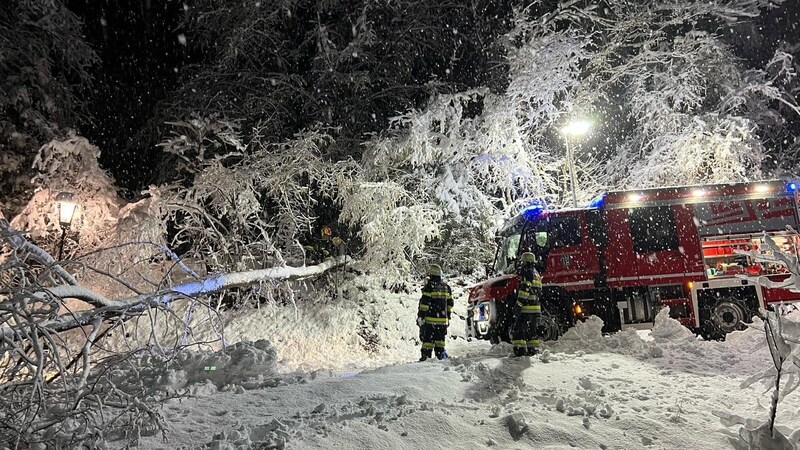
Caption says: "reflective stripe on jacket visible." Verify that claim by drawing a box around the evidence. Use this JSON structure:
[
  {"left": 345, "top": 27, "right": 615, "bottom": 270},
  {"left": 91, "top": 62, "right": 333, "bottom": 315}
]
[
  {"left": 418, "top": 277, "right": 454, "bottom": 326},
  {"left": 516, "top": 268, "right": 542, "bottom": 315}
]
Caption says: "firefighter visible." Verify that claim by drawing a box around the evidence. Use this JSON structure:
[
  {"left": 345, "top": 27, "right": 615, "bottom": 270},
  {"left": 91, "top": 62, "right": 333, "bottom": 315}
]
[
  {"left": 417, "top": 264, "right": 454, "bottom": 361},
  {"left": 511, "top": 252, "right": 543, "bottom": 357}
]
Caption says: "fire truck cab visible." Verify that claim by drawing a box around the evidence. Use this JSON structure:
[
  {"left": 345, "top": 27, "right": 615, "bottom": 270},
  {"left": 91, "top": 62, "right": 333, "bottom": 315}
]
[{"left": 466, "top": 180, "right": 800, "bottom": 342}]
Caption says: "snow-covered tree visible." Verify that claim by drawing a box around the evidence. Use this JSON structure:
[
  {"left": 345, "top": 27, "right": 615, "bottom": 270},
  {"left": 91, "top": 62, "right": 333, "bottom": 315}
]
[
  {"left": 156, "top": 119, "right": 357, "bottom": 275},
  {"left": 10, "top": 133, "right": 123, "bottom": 258},
  {"left": 513, "top": 0, "right": 799, "bottom": 189},
  {"left": 0, "top": 0, "right": 97, "bottom": 217}
]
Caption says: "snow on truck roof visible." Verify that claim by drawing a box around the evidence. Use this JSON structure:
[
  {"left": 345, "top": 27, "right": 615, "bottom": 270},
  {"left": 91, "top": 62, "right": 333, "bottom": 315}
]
[
  {"left": 502, "top": 179, "right": 799, "bottom": 232},
  {"left": 601, "top": 179, "right": 799, "bottom": 209}
]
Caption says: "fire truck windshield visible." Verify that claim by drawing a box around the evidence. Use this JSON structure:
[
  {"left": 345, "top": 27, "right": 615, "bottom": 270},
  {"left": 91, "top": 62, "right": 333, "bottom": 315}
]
[
  {"left": 493, "top": 216, "right": 553, "bottom": 274},
  {"left": 494, "top": 231, "right": 521, "bottom": 274}
]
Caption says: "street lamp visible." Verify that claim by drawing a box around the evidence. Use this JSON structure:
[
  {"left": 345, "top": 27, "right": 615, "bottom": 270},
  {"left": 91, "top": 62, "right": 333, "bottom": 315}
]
[
  {"left": 560, "top": 119, "right": 592, "bottom": 207},
  {"left": 55, "top": 192, "right": 79, "bottom": 260}
]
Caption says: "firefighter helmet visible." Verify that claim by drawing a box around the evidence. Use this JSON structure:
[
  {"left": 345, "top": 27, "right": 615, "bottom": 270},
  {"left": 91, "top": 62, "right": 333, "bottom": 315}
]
[
  {"left": 427, "top": 264, "right": 442, "bottom": 277},
  {"left": 520, "top": 252, "right": 537, "bottom": 263}
]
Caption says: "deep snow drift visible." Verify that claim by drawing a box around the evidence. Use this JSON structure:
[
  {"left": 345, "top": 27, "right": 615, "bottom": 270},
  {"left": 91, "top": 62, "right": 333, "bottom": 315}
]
[{"left": 118, "top": 278, "right": 800, "bottom": 450}]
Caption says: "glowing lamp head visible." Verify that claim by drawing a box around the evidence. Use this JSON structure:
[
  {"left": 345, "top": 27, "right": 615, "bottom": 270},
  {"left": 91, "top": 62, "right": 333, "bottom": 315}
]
[
  {"left": 788, "top": 182, "right": 798, "bottom": 193},
  {"left": 691, "top": 189, "right": 706, "bottom": 198},
  {"left": 55, "top": 192, "right": 79, "bottom": 227},
  {"left": 753, "top": 184, "right": 770, "bottom": 194},
  {"left": 561, "top": 119, "right": 592, "bottom": 137}
]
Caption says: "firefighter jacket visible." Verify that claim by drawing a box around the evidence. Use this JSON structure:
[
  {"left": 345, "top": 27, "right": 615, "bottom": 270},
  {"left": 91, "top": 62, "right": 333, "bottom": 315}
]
[
  {"left": 418, "top": 277, "right": 453, "bottom": 326},
  {"left": 516, "top": 267, "right": 542, "bottom": 315}
]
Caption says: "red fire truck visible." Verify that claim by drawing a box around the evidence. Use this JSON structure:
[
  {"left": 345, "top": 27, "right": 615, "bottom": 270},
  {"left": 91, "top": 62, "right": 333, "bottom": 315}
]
[{"left": 466, "top": 180, "right": 800, "bottom": 342}]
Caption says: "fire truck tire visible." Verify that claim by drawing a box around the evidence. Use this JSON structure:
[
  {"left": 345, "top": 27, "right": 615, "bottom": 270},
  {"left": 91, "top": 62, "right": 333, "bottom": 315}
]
[
  {"left": 489, "top": 322, "right": 511, "bottom": 345},
  {"left": 537, "top": 314, "right": 561, "bottom": 342},
  {"left": 703, "top": 299, "right": 749, "bottom": 340}
]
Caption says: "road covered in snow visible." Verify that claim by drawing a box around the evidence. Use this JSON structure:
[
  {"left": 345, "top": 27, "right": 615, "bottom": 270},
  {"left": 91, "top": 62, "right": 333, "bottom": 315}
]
[{"left": 131, "top": 310, "right": 799, "bottom": 449}]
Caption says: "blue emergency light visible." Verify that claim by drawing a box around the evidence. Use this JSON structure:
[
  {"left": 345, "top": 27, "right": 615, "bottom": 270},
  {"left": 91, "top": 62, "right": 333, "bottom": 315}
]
[
  {"left": 587, "top": 193, "right": 606, "bottom": 208},
  {"left": 520, "top": 203, "right": 544, "bottom": 218}
]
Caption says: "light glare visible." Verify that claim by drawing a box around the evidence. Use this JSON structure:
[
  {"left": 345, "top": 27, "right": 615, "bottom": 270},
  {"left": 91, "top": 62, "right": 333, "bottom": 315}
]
[
  {"left": 627, "top": 193, "right": 643, "bottom": 202},
  {"left": 561, "top": 119, "right": 592, "bottom": 137}
]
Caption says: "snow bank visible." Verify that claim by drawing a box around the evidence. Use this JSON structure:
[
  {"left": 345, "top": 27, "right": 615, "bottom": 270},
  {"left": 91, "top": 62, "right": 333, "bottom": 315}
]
[
  {"left": 650, "top": 307, "right": 696, "bottom": 341},
  {"left": 192, "top": 273, "right": 475, "bottom": 372},
  {"left": 111, "top": 339, "right": 282, "bottom": 395},
  {"left": 124, "top": 292, "right": 800, "bottom": 450},
  {"left": 549, "top": 315, "right": 653, "bottom": 357}
]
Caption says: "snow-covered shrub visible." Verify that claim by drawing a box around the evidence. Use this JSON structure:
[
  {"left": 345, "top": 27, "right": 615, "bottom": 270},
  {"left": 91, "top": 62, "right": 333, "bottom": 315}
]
[
  {"left": 5, "top": 134, "right": 172, "bottom": 300},
  {"left": 731, "top": 311, "right": 800, "bottom": 449},
  {"left": 731, "top": 231, "right": 800, "bottom": 446},
  {"left": 339, "top": 181, "right": 442, "bottom": 281},
  {"left": 11, "top": 133, "right": 122, "bottom": 256}
]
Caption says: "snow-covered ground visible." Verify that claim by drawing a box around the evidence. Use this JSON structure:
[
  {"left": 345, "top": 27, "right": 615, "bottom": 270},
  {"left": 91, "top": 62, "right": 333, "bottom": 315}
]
[{"left": 121, "top": 278, "right": 800, "bottom": 450}]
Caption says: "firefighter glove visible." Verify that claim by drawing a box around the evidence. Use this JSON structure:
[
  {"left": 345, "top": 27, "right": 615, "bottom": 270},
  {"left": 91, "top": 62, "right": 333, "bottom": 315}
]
[{"left": 416, "top": 317, "right": 425, "bottom": 327}]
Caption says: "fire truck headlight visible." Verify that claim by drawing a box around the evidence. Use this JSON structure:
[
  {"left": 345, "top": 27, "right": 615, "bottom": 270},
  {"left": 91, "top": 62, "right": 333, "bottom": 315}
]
[{"left": 573, "top": 303, "right": 583, "bottom": 316}]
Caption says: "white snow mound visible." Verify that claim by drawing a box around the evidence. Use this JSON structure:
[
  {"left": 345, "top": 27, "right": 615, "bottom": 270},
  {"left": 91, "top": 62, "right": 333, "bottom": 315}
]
[
  {"left": 650, "top": 307, "right": 695, "bottom": 341},
  {"left": 112, "top": 339, "right": 279, "bottom": 394}
]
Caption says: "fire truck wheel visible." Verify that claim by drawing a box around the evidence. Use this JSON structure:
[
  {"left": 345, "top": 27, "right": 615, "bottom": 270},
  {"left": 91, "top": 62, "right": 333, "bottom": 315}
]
[
  {"left": 709, "top": 299, "right": 748, "bottom": 337},
  {"left": 537, "top": 314, "right": 561, "bottom": 342},
  {"left": 489, "top": 324, "right": 510, "bottom": 345}
]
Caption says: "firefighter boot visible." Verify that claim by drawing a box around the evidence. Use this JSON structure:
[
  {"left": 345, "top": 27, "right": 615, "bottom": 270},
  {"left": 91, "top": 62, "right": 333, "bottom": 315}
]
[
  {"left": 435, "top": 349, "right": 448, "bottom": 360},
  {"left": 527, "top": 339, "right": 540, "bottom": 356},
  {"left": 419, "top": 347, "right": 433, "bottom": 362}
]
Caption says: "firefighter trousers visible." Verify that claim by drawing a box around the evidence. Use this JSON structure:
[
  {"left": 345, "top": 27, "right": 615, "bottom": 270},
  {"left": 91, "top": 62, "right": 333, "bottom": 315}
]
[
  {"left": 420, "top": 324, "right": 447, "bottom": 360},
  {"left": 511, "top": 313, "right": 540, "bottom": 357}
]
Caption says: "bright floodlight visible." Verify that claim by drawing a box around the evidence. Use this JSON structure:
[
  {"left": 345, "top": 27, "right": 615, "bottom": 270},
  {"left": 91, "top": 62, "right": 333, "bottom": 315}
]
[{"left": 561, "top": 119, "right": 592, "bottom": 137}]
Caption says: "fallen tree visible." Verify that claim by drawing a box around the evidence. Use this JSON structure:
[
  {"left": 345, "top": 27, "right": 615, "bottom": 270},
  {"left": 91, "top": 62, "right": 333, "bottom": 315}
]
[{"left": 0, "top": 219, "right": 347, "bottom": 448}]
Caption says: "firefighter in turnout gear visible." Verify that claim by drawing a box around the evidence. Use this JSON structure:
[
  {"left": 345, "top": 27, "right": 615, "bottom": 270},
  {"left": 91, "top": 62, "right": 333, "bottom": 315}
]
[
  {"left": 417, "top": 264, "right": 453, "bottom": 361},
  {"left": 511, "top": 252, "right": 543, "bottom": 357}
]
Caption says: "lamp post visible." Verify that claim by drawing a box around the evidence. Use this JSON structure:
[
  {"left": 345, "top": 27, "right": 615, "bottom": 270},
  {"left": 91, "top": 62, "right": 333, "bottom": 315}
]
[
  {"left": 55, "top": 192, "right": 78, "bottom": 260},
  {"left": 560, "top": 119, "right": 592, "bottom": 207}
]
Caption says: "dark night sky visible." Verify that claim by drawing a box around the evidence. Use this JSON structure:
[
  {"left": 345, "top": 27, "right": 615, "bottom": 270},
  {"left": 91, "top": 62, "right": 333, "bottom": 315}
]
[
  {"left": 64, "top": 1, "right": 800, "bottom": 191},
  {"left": 66, "top": 0, "right": 189, "bottom": 190}
]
